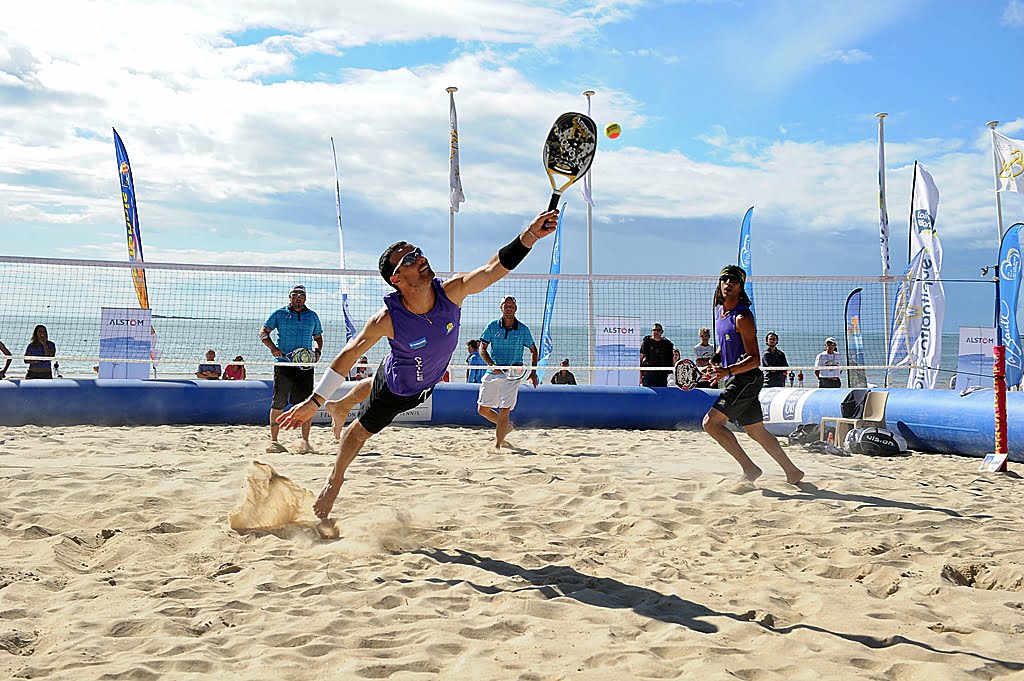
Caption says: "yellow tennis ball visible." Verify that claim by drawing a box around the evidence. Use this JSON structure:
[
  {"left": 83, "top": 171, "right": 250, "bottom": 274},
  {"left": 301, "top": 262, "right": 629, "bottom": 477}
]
[{"left": 605, "top": 122, "right": 621, "bottom": 139}]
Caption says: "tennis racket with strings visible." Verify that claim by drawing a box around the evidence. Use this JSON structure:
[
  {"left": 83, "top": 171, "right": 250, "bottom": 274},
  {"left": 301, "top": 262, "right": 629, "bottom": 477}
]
[
  {"left": 674, "top": 359, "right": 704, "bottom": 391},
  {"left": 543, "top": 112, "right": 598, "bottom": 211},
  {"left": 287, "top": 347, "right": 317, "bottom": 370},
  {"left": 504, "top": 365, "right": 531, "bottom": 381}
]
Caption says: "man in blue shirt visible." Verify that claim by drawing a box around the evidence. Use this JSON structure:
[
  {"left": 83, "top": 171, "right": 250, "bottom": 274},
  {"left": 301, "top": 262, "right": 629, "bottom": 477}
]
[
  {"left": 195, "top": 349, "right": 222, "bottom": 379},
  {"left": 465, "top": 339, "right": 487, "bottom": 383},
  {"left": 477, "top": 296, "right": 538, "bottom": 449},
  {"left": 259, "top": 285, "right": 324, "bottom": 454}
]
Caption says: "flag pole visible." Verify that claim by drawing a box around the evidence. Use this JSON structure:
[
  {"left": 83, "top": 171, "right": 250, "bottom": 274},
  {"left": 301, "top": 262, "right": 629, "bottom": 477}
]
[
  {"left": 876, "top": 113, "right": 892, "bottom": 387},
  {"left": 447, "top": 86, "right": 459, "bottom": 273},
  {"left": 583, "top": 89, "right": 596, "bottom": 384}
]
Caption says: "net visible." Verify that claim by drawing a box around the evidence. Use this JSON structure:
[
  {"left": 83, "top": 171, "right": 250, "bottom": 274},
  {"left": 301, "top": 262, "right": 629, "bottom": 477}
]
[{"left": 0, "top": 255, "right": 981, "bottom": 387}]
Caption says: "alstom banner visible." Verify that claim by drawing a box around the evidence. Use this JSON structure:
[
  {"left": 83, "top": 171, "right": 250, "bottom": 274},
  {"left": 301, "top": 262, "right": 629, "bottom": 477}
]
[
  {"left": 98, "top": 307, "right": 152, "bottom": 379},
  {"left": 595, "top": 316, "right": 640, "bottom": 386},
  {"left": 954, "top": 327, "right": 995, "bottom": 392}
]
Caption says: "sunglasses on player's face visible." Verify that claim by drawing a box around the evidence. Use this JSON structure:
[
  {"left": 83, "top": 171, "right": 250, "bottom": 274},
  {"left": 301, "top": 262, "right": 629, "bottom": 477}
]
[
  {"left": 392, "top": 247, "right": 423, "bottom": 277},
  {"left": 720, "top": 275, "right": 743, "bottom": 284}
]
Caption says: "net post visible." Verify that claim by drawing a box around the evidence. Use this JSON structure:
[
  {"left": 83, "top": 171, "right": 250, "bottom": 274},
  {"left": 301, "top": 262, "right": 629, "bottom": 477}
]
[{"left": 992, "top": 345, "right": 1009, "bottom": 472}]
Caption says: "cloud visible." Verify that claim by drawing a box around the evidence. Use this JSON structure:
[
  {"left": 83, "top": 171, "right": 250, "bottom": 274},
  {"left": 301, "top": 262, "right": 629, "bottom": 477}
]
[
  {"left": 818, "top": 48, "right": 872, "bottom": 64},
  {"left": 1003, "top": 0, "right": 1024, "bottom": 26}
]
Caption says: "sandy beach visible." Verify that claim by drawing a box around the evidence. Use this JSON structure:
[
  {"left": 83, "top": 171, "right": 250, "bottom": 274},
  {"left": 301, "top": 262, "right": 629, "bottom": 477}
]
[{"left": 2, "top": 424, "right": 1023, "bottom": 680}]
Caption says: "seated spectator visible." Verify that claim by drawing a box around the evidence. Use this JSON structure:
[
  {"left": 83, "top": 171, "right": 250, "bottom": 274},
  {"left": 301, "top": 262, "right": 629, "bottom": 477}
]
[
  {"left": 0, "top": 338, "right": 11, "bottom": 379},
  {"left": 196, "top": 349, "right": 222, "bottom": 379},
  {"left": 349, "top": 356, "right": 373, "bottom": 381},
  {"left": 550, "top": 358, "right": 577, "bottom": 385},
  {"left": 24, "top": 324, "right": 56, "bottom": 380},
  {"left": 465, "top": 340, "right": 487, "bottom": 383},
  {"left": 667, "top": 349, "right": 682, "bottom": 387},
  {"left": 223, "top": 355, "right": 246, "bottom": 380}
]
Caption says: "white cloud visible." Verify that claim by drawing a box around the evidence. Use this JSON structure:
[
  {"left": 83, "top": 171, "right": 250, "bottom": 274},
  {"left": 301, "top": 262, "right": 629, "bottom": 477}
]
[
  {"left": 1003, "top": 0, "right": 1024, "bottom": 26},
  {"left": 818, "top": 48, "right": 872, "bottom": 64}
]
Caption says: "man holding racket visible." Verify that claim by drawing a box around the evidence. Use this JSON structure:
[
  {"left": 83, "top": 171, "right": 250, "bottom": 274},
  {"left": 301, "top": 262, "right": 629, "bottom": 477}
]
[
  {"left": 702, "top": 265, "right": 804, "bottom": 485},
  {"left": 477, "top": 296, "right": 539, "bottom": 450},
  {"left": 259, "top": 285, "right": 324, "bottom": 454},
  {"left": 277, "top": 210, "right": 559, "bottom": 520}
]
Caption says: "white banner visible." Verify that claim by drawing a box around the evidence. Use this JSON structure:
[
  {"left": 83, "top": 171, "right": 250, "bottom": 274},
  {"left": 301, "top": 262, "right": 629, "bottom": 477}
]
[
  {"left": 954, "top": 327, "right": 995, "bottom": 392},
  {"left": 906, "top": 163, "right": 944, "bottom": 389},
  {"left": 99, "top": 307, "right": 152, "bottom": 379},
  {"left": 993, "top": 130, "right": 1024, "bottom": 194},
  {"left": 449, "top": 90, "right": 465, "bottom": 212},
  {"left": 595, "top": 316, "right": 640, "bottom": 386}
]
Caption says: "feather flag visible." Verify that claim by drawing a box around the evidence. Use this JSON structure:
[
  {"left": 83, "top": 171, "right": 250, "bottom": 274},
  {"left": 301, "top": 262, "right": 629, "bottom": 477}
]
[
  {"left": 998, "top": 222, "right": 1023, "bottom": 388},
  {"left": 886, "top": 251, "right": 921, "bottom": 383},
  {"left": 737, "top": 206, "right": 754, "bottom": 314},
  {"left": 449, "top": 90, "right": 465, "bottom": 212},
  {"left": 844, "top": 288, "right": 867, "bottom": 388},
  {"left": 992, "top": 130, "right": 1024, "bottom": 194},
  {"left": 877, "top": 118, "right": 890, "bottom": 276},
  {"left": 536, "top": 205, "right": 566, "bottom": 383},
  {"left": 331, "top": 138, "right": 357, "bottom": 343},
  {"left": 113, "top": 128, "right": 157, "bottom": 365},
  {"left": 905, "top": 162, "right": 945, "bottom": 389}
]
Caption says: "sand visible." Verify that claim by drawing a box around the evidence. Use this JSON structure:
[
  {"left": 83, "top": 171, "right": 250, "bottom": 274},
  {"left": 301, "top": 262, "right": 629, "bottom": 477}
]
[{"left": 1, "top": 424, "right": 1023, "bottom": 680}]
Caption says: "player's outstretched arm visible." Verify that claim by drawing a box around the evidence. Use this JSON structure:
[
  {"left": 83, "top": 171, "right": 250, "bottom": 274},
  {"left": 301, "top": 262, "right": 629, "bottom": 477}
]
[
  {"left": 444, "top": 210, "right": 558, "bottom": 306},
  {"left": 277, "top": 308, "right": 392, "bottom": 430}
]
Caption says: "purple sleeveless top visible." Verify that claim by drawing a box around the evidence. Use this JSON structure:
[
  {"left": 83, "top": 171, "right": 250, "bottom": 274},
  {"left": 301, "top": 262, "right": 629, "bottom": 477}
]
[
  {"left": 383, "top": 278, "right": 461, "bottom": 396},
  {"left": 715, "top": 303, "right": 752, "bottom": 368}
]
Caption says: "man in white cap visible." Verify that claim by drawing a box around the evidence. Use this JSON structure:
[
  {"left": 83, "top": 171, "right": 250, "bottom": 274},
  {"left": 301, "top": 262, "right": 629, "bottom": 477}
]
[
  {"left": 259, "top": 285, "right": 324, "bottom": 453},
  {"left": 814, "top": 337, "right": 842, "bottom": 388}
]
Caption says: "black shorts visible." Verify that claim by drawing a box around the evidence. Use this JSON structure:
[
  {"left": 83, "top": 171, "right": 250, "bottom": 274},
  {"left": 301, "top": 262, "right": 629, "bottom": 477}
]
[
  {"left": 818, "top": 377, "right": 841, "bottom": 388},
  {"left": 272, "top": 365, "right": 314, "bottom": 410},
  {"left": 356, "top": 368, "right": 433, "bottom": 434},
  {"left": 763, "top": 371, "right": 788, "bottom": 388},
  {"left": 711, "top": 369, "right": 764, "bottom": 426},
  {"left": 642, "top": 370, "right": 668, "bottom": 388}
]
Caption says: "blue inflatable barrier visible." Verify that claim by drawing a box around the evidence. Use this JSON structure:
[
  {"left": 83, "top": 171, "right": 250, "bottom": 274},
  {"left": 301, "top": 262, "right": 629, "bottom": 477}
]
[{"left": 0, "top": 380, "right": 1019, "bottom": 459}]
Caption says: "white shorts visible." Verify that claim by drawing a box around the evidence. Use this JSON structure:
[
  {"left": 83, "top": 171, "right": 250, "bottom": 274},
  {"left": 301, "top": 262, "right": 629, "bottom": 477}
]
[{"left": 477, "top": 371, "right": 522, "bottom": 410}]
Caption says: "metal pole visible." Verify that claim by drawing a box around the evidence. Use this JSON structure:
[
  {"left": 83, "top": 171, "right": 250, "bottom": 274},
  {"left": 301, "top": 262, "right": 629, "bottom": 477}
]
[
  {"left": 584, "top": 90, "right": 596, "bottom": 384},
  {"left": 876, "top": 113, "right": 891, "bottom": 387},
  {"left": 447, "top": 86, "right": 459, "bottom": 273}
]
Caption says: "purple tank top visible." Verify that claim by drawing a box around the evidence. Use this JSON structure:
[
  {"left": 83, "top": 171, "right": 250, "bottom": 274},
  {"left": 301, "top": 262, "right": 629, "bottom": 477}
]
[
  {"left": 383, "top": 278, "right": 461, "bottom": 396},
  {"left": 715, "top": 304, "right": 751, "bottom": 368}
]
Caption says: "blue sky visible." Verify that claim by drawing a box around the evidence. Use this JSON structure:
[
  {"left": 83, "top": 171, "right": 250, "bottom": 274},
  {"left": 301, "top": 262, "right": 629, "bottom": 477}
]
[{"left": 2, "top": 0, "right": 1023, "bottom": 326}]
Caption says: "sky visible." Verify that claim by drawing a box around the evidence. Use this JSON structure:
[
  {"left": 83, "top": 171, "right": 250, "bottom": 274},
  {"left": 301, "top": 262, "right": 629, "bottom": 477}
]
[{"left": 2, "top": 0, "right": 1023, "bottom": 327}]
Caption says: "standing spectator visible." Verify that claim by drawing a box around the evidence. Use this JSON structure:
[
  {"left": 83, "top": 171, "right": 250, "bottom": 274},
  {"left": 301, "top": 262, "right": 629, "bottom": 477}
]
[
  {"left": 465, "top": 340, "right": 487, "bottom": 383},
  {"left": 693, "top": 328, "right": 714, "bottom": 388},
  {"left": 478, "top": 296, "right": 539, "bottom": 449},
  {"left": 640, "top": 323, "right": 674, "bottom": 387},
  {"left": 0, "top": 338, "right": 11, "bottom": 379},
  {"left": 349, "top": 356, "right": 373, "bottom": 381},
  {"left": 797, "top": 371, "right": 804, "bottom": 387},
  {"left": 788, "top": 371, "right": 795, "bottom": 387},
  {"left": 260, "top": 284, "right": 324, "bottom": 454},
  {"left": 761, "top": 332, "right": 789, "bottom": 388},
  {"left": 195, "top": 349, "right": 222, "bottom": 379},
  {"left": 24, "top": 325, "right": 56, "bottom": 380},
  {"left": 815, "top": 337, "right": 842, "bottom": 388},
  {"left": 550, "top": 358, "right": 577, "bottom": 385},
  {"left": 223, "top": 356, "right": 246, "bottom": 380},
  {"left": 666, "top": 349, "right": 682, "bottom": 388}
]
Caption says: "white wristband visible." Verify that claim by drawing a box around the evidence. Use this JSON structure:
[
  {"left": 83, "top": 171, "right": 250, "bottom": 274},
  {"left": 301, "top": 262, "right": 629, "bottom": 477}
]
[{"left": 313, "top": 367, "right": 347, "bottom": 400}]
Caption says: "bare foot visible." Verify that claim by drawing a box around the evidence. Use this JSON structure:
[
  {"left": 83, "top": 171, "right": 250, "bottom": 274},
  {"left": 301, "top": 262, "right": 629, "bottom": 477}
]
[
  {"left": 325, "top": 399, "right": 355, "bottom": 440},
  {"left": 786, "top": 468, "right": 805, "bottom": 485},
  {"left": 742, "top": 467, "right": 763, "bottom": 483},
  {"left": 315, "top": 518, "right": 340, "bottom": 539}
]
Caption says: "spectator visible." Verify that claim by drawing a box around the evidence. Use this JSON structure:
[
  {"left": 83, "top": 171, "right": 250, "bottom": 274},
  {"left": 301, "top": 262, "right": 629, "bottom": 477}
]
[
  {"left": 0, "top": 338, "right": 11, "bottom": 379},
  {"left": 223, "top": 355, "right": 246, "bottom": 380},
  {"left": 761, "top": 332, "right": 789, "bottom": 388},
  {"left": 666, "top": 349, "right": 682, "bottom": 388},
  {"left": 465, "top": 340, "right": 487, "bottom": 383},
  {"left": 693, "top": 328, "right": 714, "bottom": 389},
  {"left": 478, "top": 296, "right": 539, "bottom": 449},
  {"left": 196, "top": 349, "right": 222, "bottom": 379},
  {"left": 640, "top": 323, "right": 674, "bottom": 387},
  {"left": 24, "top": 325, "right": 56, "bottom": 380},
  {"left": 788, "top": 371, "right": 795, "bottom": 387},
  {"left": 550, "top": 358, "right": 577, "bottom": 385},
  {"left": 814, "top": 337, "right": 842, "bottom": 388},
  {"left": 797, "top": 371, "right": 804, "bottom": 387},
  {"left": 349, "top": 356, "right": 373, "bottom": 381}
]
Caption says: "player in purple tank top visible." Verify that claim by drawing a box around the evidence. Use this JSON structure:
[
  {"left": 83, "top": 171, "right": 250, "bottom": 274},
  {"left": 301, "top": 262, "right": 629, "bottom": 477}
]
[
  {"left": 277, "top": 209, "right": 560, "bottom": 521},
  {"left": 702, "top": 265, "right": 804, "bottom": 485}
]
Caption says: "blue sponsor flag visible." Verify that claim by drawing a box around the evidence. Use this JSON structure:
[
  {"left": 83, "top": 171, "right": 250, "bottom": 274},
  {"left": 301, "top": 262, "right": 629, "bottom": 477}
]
[
  {"left": 845, "top": 288, "right": 867, "bottom": 387},
  {"left": 737, "top": 206, "right": 754, "bottom": 314},
  {"left": 998, "top": 222, "right": 1023, "bottom": 388},
  {"left": 113, "top": 128, "right": 150, "bottom": 310},
  {"left": 536, "top": 205, "right": 566, "bottom": 382}
]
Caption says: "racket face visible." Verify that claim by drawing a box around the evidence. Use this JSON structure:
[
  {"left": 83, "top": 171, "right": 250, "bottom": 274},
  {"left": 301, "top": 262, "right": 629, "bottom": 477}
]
[
  {"left": 543, "top": 112, "right": 598, "bottom": 183},
  {"left": 674, "top": 358, "right": 701, "bottom": 391},
  {"left": 289, "top": 348, "right": 316, "bottom": 368},
  {"left": 505, "top": 366, "right": 530, "bottom": 381}
]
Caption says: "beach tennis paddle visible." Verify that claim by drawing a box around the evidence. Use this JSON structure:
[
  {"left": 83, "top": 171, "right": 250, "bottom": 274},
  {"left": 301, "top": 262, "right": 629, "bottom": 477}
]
[
  {"left": 504, "top": 365, "right": 531, "bottom": 381},
  {"left": 543, "top": 112, "right": 598, "bottom": 211},
  {"left": 287, "top": 347, "right": 316, "bottom": 370},
  {"left": 674, "top": 358, "right": 703, "bottom": 391}
]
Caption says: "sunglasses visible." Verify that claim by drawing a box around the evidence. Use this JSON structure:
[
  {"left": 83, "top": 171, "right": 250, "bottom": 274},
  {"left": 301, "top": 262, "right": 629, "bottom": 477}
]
[
  {"left": 719, "top": 275, "right": 743, "bottom": 284},
  {"left": 391, "top": 247, "right": 423, "bottom": 277},
  {"left": 652, "top": 328, "right": 663, "bottom": 333}
]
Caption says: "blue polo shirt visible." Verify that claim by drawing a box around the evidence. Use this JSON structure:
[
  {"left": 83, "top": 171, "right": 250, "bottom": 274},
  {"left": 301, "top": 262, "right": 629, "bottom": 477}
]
[
  {"left": 264, "top": 306, "right": 323, "bottom": 360},
  {"left": 480, "top": 318, "right": 535, "bottom": 367}
]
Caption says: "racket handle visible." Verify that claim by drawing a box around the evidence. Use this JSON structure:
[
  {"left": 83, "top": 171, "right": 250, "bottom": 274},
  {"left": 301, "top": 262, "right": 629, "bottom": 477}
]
[{"left": 547, "top": 193, "right": 561, "bottom": 211}]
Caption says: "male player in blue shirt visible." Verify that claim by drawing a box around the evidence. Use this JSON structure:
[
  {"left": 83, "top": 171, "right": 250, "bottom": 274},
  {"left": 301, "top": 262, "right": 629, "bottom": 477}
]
[{"left": 478, "top": 296, "right": 539, "bottom": 450}]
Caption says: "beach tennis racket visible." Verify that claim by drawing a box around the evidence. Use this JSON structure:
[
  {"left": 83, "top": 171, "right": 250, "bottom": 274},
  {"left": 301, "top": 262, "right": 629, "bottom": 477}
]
[
  {"left": 674, "top": 359, "right": 703, "bottom": 391},
  {"left": 287, "top": 347, "right": 316, "bottom": 369},
  {"left": 543, "top": 112, "right": 598, "bottom": 211},
  {"left": 504, "top": 365, "right": 531, "bottom": 381}
]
